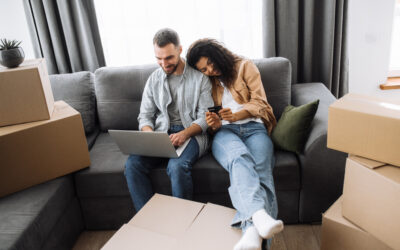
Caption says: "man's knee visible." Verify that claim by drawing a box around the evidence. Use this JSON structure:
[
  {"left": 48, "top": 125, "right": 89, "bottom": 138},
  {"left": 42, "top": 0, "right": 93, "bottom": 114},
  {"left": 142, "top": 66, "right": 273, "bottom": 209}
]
[
  {"left": 125, "top": 155, "right": 148, "bottom": 175},
  {"left": 167, "top": 160, "right": 192, "bottom": 177}
]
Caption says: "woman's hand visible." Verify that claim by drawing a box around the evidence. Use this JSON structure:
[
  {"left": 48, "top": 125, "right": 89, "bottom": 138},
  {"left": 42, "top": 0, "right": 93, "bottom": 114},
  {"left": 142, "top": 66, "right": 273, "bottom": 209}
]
[
  {"left": 206, "top": 111, "right": 222, "bottom": 131},
  {"left": 218, "top": 108, "right": 237, "bottom": 122}
]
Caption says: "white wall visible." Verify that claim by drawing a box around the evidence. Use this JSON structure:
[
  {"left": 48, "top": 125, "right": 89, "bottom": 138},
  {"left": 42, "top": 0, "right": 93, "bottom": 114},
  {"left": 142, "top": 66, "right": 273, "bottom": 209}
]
[
  {"left": 349, "top": 0, "right": 400, "bottom": 101},
  {"left": 0, "top": 0, "right": 35, "bottom": 60}
]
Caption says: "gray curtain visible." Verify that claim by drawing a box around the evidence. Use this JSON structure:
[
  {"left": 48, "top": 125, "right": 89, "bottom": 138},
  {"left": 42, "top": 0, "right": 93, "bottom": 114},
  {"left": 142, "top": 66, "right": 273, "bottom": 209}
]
[
  {"left": 262, "top": 0, "right": 348, "bottom": 98},
  {"left": 23, "top": 0, "right": 105, "bottom": 74}
]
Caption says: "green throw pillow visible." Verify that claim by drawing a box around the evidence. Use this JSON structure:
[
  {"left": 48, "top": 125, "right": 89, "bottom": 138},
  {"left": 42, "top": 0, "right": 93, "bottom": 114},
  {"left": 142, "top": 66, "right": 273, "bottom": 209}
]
[{"left": 271, "top": 100, "right": 320, "bottom": 154}]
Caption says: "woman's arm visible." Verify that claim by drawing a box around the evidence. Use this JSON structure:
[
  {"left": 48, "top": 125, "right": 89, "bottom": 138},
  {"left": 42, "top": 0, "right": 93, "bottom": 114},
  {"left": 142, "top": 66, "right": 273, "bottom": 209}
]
[
  {"left": 219, "top": 108, "right": 251, "bottom": 122},
  {"left": 240, "top": 60, "right": 277, "bottom": 128}
]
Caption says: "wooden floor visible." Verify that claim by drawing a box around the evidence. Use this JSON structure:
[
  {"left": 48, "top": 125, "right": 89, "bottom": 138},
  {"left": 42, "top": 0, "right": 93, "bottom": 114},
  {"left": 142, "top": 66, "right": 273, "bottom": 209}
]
[{"left": 72, "top": 224, "right": 321, "bottom": 250}]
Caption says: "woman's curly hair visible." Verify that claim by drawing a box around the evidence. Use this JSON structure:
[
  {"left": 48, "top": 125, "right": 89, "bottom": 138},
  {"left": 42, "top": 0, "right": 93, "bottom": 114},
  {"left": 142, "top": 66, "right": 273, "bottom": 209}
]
[{"left": 186, "top": 38, "right": 241, "bottom": 87}]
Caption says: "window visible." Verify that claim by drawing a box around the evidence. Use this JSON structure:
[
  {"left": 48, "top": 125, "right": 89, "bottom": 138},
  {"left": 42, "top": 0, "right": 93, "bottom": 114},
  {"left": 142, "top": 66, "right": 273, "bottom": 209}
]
[
  {"left": 94, "top": 0, "right": 262, "bottom": 67},
  {"left": 389, "top": 0, "right": 400, "bottom": 77},
  {"left": 0, "top": 0, "right": 35, "bottom": 60}
]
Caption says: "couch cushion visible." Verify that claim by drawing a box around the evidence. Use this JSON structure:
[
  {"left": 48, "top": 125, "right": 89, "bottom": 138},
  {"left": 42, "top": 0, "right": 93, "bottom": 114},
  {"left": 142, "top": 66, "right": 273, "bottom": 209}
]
[
  {"left": 253, "top": 57, "right": 291, "bottom": 120},
  {"left": 75, "top": 132, "right": 300, "bottom": 198},
  {"left": 49, "top": 71, "right": 96, "bottom": 134},
  {"left": 0, "top": 176, "right": 75, "bottom": 250},
  {"left": 94, "top": 64, "right": 158, "bottom": 131}
]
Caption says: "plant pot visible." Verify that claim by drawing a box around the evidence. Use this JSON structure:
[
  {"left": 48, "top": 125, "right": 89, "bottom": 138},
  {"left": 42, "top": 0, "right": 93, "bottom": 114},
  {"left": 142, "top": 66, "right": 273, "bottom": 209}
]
[{"left": 0, "top": 47, "right": 25, "bottom": 68}]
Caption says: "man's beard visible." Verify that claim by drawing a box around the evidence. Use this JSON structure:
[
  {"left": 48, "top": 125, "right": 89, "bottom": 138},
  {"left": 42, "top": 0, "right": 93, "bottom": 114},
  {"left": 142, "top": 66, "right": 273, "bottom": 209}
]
[{"left": 163, "top": 62, "right": 179, "bottom": 76}]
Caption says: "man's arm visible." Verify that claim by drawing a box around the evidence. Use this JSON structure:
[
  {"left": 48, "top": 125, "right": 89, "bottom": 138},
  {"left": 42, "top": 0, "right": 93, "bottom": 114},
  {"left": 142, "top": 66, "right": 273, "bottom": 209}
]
[
  {"left": 138, "top": 76, "right": 158, "bottom": 131},
  {"left": 191, "top": 75, "right": 214, "bottom": 133},
  {"left": 169, "top": 123, "right": 202, "bottom": 146},
  {"left": 141, "top": 126, "right": 153, "bottom": 132},
  {"left": 170, "top": 75, "right": 213, "bottom": 146}
]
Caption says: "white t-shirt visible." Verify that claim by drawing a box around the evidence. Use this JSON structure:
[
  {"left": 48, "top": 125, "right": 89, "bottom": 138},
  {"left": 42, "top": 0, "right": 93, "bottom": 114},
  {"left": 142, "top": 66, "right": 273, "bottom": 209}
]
[{"left": 221, "top": 82, "right": 263, "bottom": 125}]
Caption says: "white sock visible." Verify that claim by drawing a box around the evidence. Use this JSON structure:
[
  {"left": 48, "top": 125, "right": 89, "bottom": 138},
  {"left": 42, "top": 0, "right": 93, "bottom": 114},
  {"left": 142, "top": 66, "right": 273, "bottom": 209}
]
[
  {"left": 233, "top": 226, "right": 262, "bottom": 250},
  {"left": 252, "top": 209, "right": 284, "bottom": 239}
]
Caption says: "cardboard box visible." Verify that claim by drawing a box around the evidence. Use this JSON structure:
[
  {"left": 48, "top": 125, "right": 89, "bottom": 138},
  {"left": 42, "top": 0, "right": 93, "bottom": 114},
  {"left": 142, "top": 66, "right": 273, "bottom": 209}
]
[
  {"left": 327, "top": 93, "right": 400, "bottom": 166},
  {"left": 0, "top": 58, "right": 54, "bottom": 127},
  {"left": 321, "top": 197, "right": 391, "bottom": 250},
  {"left": 102, "top": 194, "right": 242, "bottom": 250},
  {"left": 342, "top": 156, "right": 400, "bottom": 250},
  {"left": 0, "top": 101, "right": 90, "bottom": 197}
]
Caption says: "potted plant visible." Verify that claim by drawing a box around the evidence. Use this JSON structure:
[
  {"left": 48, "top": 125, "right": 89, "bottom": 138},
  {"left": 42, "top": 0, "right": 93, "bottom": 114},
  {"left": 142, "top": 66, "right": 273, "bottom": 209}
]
[{"left": 0, "top": 38, "right": 25, "bottom": 68}]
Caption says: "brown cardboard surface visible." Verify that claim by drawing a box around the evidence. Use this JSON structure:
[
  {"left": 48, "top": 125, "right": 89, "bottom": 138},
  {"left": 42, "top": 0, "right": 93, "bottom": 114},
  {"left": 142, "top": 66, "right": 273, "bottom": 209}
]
[
  {"left": 128, "top": 193, "right": 204, "bottom": 238},
  {"left": 101, "top": 224, "right": 176, "bottom": 250},
  {"left": 342, "top": 157, "right": 400, "bottom": 250},
  {"left": 103, "top": 194, "right": 242, "bottom": 250},
  {"left": 327, "top": 93, "right": 400, "bottom": 166},
  {"left": 320, "top": 197, "right": 391, "bottom": 250},
  {"left": 0, "top": 58, "right": 54, "bottom": 127},
  {"left": 174, "top": 203, "right": 241, "bottom": 250},
  {"left": 0, "top": 101, "right": 90, "bottom": 197},
  {"left": 348, "top": 154, "right": 388, "bottom": 169}
]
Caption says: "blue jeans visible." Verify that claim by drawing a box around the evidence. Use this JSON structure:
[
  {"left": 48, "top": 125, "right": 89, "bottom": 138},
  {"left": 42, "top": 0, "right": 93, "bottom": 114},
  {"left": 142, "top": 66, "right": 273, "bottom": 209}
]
[
  {"left": 124, "top": 125, "right": 199, "bottom": 211},
  {"left": 212, "top": 122, "right": 277, "bottom": 247}
]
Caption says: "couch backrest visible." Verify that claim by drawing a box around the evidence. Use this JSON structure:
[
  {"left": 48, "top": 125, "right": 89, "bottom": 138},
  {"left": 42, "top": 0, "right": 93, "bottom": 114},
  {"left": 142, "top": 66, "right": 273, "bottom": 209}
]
[
  {"left": 253, "top": 57, "right": 291, "bottom": 119},
  {"left": 49, "top": 71, "right": 97, "bottom": 134},
  {"left": 95, "top": 64, "right": 158, "bottom": 131},
  {"left": 95, "top": 57, "right": 291, "bottom": 131}
]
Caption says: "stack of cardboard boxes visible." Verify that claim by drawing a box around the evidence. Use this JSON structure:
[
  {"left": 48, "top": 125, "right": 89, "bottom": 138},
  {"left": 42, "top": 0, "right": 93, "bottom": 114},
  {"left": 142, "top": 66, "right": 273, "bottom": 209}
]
[
  {"left": 0, "top": 59, "right": 90, "bottom": 197},
  {"left": 321, "top": 93, "right": 400, "bottom": 250}
]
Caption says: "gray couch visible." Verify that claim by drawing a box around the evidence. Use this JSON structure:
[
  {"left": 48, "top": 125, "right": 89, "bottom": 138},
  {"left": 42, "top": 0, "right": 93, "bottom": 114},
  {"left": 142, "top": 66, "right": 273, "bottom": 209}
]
[{"left": 0, "top": 57, "right": 346, "bottom": 249}]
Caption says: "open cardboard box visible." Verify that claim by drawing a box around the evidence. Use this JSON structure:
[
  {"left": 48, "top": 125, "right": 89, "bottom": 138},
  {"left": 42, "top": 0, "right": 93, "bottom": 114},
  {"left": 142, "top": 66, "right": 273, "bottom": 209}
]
[
  {"left": 321, "top": 196, "right": 391, "bottom": 250},
  {"left": 102, "top": 194, "right": 242, "bottom": 250},
  {"left": 342, "top": 155, "right": 400, "bottom": 250},
  {"left": 327, "top": 93, "right": 400, "bottom": 166},
  {"left": 0, "top": 58, "right": 54, "bottom": 127}
]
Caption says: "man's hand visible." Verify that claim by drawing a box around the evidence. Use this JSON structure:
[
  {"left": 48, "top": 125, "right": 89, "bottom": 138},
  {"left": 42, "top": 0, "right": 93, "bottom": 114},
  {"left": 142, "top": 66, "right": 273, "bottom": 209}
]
[
  {"left": 219, "top": 108, "right": 237, "bottom": 122},
  {"left": 141, "top": 126, "right": 153, "bottom": 132},
  {"left": 170, "top": 130, "right": 189, "bottom": 147},
  {"left": 206, "top": 111, "right": 222, "bottom": 131}
]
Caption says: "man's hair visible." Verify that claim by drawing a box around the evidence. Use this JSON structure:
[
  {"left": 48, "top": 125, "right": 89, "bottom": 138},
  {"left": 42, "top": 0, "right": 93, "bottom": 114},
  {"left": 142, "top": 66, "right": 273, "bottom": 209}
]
[
  {"left": 186, "top": 38, "right": 241, "bottom": 87},
  {"left": 153, "top": 28, "right": 180, "bottom": 47}
]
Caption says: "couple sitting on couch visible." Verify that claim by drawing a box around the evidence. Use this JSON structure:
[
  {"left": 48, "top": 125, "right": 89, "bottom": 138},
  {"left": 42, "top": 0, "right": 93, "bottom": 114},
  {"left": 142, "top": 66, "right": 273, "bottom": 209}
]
[{"left": 124, "top": 28, "right": 283, "bottom": 250}]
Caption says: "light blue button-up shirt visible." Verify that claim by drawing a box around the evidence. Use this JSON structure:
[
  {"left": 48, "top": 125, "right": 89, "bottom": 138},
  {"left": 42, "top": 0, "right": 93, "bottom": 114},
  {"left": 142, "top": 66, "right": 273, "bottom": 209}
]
[{"left": 138, "top": 61, "right": 214, "bottom": 156}]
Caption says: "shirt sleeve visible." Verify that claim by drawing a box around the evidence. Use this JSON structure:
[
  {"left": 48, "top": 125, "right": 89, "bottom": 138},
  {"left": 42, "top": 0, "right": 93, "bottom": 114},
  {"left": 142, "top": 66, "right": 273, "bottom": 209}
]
[
  {"left": 191, "top": 75, "right": 214, "bottom": 133},
  {"left": 138, "top": 76, "right": 158, "bottom": 130},
  {"left": 241, "top": 60, "right": 275, "bottom": 124}
]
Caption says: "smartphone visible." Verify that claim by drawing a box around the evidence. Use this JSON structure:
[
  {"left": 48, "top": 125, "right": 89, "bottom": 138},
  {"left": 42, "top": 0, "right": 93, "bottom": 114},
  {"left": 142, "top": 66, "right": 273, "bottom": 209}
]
[{"left": 207, "top": 106, "right": 222, "bottom": 114}]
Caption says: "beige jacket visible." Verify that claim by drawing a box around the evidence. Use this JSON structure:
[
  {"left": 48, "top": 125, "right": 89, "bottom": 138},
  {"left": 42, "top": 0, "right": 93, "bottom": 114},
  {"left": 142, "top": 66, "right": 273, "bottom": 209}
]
[{"left": 211, "top": 59, "right": 277, "bottom": 134}]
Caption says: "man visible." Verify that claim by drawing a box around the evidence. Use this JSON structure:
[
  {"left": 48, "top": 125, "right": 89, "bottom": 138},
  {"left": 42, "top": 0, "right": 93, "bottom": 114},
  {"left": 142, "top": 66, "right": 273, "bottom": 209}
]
[{"left": 124, "top": 28, "right": 213, "bottom": 211}]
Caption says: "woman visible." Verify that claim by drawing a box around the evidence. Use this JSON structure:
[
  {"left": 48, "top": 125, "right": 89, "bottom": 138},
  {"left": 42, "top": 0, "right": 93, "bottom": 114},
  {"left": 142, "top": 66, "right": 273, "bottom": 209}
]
[{"left": 187, "top": 39, "right": 283, "bottom": 250}]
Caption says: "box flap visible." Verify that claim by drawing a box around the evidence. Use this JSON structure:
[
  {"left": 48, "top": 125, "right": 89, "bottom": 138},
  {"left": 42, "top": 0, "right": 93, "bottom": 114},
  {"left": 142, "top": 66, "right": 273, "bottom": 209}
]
[
  {"left": 347, "top": 156, "right": 400, "bottom": 183},
  {"left": 128, "top": 193, "right": 204, "bottom": 238},
  {"left": 348, "top": 155, "right": 387, "bottom": 169},
  {"left": 101, "top": 224, "right": 176, "bottom": 250},
  {"left": 0, "top": 101, "right": 78, "bottom": 136},
  {"left": 173, "top": 203, "right": 241, "bottom": 250}
]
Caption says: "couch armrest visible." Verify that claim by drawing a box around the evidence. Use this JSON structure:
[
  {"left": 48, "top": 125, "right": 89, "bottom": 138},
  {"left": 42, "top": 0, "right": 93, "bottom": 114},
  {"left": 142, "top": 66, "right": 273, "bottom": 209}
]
[{"left": 291, "top": 83, "right": 347, "bottom": 222}]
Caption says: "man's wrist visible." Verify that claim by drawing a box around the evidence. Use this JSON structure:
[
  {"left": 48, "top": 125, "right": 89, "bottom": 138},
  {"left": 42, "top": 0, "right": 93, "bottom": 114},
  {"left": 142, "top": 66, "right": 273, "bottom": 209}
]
[{"left": 141, "top": 126, "right": 153, "bottom": 132}]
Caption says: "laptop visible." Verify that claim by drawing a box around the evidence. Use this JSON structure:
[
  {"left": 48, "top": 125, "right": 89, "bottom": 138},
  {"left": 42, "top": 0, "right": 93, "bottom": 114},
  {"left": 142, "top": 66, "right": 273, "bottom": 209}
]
[{"left": 108, "top": 129, "right": 191, "bottom": 158}]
